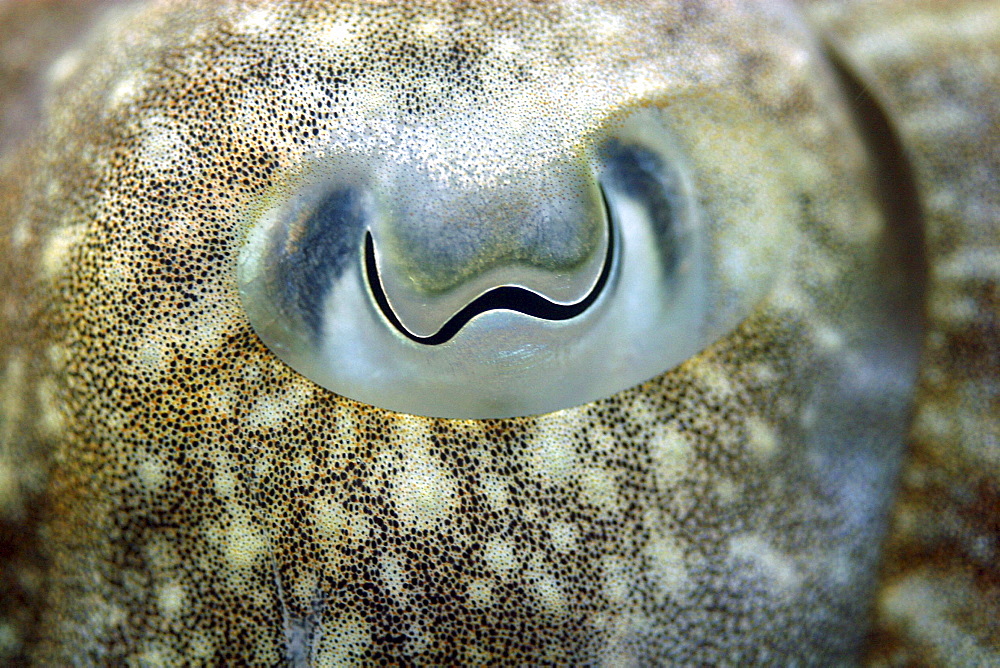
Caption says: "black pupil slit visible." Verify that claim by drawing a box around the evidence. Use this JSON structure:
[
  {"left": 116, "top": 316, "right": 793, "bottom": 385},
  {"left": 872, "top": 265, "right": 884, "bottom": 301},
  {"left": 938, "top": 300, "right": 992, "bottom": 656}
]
[{"left": 364, "top": 186, "right": 616, "bottom": 346}]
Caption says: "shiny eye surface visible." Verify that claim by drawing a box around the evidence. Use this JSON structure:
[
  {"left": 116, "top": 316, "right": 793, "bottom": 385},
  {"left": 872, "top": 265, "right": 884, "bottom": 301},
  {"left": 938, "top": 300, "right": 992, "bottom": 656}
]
[{"left": 238, "top": 107, "right": 791, "bottom": 418}]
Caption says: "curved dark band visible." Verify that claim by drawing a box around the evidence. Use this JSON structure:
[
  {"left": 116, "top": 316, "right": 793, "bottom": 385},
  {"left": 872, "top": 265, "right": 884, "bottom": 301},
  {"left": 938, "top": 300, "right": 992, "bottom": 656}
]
[{"left": 365, "top": 186, "right": 615, "bottom": 346}]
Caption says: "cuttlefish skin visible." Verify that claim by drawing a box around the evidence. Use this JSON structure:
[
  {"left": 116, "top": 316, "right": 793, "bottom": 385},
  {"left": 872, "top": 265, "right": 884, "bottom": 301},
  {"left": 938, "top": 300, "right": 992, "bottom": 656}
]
[
  {"left": 803, "top": 1, "right": 1000, "bottom": 662},
  {"left": 0, "top": 0, "right": 993, "bottom": 664}
]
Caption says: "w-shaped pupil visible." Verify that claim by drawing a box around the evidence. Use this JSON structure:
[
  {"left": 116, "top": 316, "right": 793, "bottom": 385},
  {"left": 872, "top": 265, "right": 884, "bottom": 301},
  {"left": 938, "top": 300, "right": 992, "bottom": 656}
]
[{"left": 365, "top": 187, "right": 615, "bottom": 346}]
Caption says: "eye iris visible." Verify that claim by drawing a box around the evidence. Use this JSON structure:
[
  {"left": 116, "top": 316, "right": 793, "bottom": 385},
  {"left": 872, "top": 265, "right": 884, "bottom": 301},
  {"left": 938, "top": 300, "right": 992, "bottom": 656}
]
[
  {"left": 238, "top": 108, "right": 777, "bottom": 419},
  {"left": 363, "top": 189, "right": 616, "bottom": 346}
]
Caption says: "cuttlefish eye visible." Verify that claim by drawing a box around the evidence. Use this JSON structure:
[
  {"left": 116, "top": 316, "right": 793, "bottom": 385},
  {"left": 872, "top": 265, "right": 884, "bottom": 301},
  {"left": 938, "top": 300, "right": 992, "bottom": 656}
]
[{"left": 239, "top": 107, "right": 786, "bottom": 418}]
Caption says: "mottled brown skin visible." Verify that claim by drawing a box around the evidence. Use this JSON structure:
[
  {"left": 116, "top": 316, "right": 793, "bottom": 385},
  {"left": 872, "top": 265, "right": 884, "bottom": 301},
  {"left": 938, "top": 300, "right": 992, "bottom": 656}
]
[
  {"left": 0, "top": 0, "right": 995, "bottom": 665},
  {"left": 802, "top": 1, "right": 1000, "bottom": 663}
]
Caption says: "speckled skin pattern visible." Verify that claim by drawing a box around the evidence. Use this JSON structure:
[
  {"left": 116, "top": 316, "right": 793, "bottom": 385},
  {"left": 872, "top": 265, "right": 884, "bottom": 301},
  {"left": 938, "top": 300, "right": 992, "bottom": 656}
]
[{"left": 0, "top": 1, "right": 994, "bottom": 665}]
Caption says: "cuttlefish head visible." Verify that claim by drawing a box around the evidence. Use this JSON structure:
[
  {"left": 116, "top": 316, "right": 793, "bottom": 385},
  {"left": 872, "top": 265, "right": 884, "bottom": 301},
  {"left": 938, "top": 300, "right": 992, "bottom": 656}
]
[{"left": 6, "top": 1, "right": 926, "bottom": 663}]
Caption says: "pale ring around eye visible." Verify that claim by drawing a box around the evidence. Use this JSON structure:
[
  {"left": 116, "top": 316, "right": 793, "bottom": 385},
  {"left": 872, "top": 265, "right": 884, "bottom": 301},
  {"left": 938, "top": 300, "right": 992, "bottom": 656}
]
[{"left": 238, "top": 109, "right": 764, "bottom": 419}]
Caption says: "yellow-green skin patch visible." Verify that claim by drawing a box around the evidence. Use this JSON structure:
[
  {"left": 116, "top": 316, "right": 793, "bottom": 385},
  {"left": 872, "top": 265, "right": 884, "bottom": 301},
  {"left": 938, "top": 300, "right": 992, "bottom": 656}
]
[{"left": 0, "top": 0, "right": 995, "bottom": 664}]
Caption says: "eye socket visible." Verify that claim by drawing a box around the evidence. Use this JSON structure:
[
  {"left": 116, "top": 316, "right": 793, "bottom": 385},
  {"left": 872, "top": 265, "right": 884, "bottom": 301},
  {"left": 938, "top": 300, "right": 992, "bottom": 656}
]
[{"left": 238, "top": 107, "right": 789, "bottom": 418}]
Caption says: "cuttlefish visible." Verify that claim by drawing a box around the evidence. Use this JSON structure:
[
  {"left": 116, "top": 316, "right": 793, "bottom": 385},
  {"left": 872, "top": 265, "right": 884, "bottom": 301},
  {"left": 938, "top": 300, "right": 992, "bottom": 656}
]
[{"left": 0, "top": 0, "right": 996, "bottom": 664}]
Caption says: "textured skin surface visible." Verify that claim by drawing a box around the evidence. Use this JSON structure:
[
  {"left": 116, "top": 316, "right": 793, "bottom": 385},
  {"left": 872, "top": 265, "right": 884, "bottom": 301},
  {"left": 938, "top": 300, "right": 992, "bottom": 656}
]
[
  {"left": 0, "top": 0, "right": 994, "bottom": 665},
  {"left": 802, "top": 1, "right": 1000, "bottom": 664}
]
